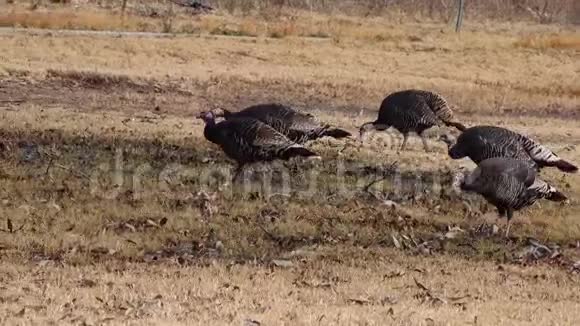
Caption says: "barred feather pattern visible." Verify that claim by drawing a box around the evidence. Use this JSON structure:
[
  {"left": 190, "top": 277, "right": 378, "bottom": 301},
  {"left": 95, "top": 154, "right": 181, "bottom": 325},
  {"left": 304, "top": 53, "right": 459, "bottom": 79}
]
[
  {"left": 528, "top": 178, "right": 561, "bottom": 200},
  {"left": 414, "top": 90, "right": 456, "bottom": 124},
  {"left": 517, "top": 134, "right": 577, "bottom": 172},
  {"left": 222, "top": 104, "right": 350, "bottom": 144},
  {"left": 203, "top": 116, "right": 317, "bottom": 164},
  {"left": 460, "top": 158, "right": 565, "bottom": 217},
  {"left": 472, "top": 173, "right": 535, "bottom": 211},
  {"left": 449, "top": 126, "right": 530, "bottom": 162},
  {"left": 376, "top": 89, "right": 465, "bottom": 134},
  {"left": 448, "top": 125, "right": 577, "bottom": 172},
  {"left": 519, "top": 137, "right": 555, "bottom": 163}
]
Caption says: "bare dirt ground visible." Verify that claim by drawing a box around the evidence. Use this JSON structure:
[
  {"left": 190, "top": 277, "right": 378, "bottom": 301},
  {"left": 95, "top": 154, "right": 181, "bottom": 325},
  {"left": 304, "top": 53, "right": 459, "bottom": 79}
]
[{"left": 0, "top": 9, "right": 580, "bottom": 325}]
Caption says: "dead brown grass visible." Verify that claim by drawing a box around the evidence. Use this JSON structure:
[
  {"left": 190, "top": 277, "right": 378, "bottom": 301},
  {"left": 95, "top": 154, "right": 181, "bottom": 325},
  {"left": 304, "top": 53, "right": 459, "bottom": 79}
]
[
  {"left": 1, "top": 1, "right": 578, "bottom": 38},
  {"left": 0, "top": 8, "right": 153, "bottom": 31},
  {"left": 4, "top": 0, "right": 577, "bottom": 23},
  {"left": 514, "top": 33, "right": 580, "bottom": 50},
  {"left": 0, "top": 7, "right": 431, "bottom": 40},
  {"left": 1, "top": 250, "right": 580, "bottom": 325},
  {"left": 1, "top": 24, "right": 578, "bottom": 114},
  {"left": 214, "top": 0, "right": 576, "bottom": 23},
  {"left": 196, "top": 14, "right": 404, "bottom": 40},
  {"left": 0, "top": 17, "right": 579, "bottom": 325}
]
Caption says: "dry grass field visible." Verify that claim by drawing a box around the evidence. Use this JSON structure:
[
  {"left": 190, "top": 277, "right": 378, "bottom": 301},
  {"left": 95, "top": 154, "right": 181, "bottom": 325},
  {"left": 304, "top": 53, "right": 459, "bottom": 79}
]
[{"left": 1, "top": 1, "right": 580, "bottom": 325}]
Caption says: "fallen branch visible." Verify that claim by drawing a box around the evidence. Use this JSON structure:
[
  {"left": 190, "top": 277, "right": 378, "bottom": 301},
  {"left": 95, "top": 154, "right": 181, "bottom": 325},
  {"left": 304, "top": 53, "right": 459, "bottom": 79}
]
[
  {"left": 53, "top": 163, "right": 91, "bottom": 180},
  {"left": 256, "top": 223, "right": 280, "bottom": 242},
  {"left": 0, "top": 99, "right": 26, "bottom": 104},
  {"left": 168, "top": 0, "right": 214, "bottom": 12}
]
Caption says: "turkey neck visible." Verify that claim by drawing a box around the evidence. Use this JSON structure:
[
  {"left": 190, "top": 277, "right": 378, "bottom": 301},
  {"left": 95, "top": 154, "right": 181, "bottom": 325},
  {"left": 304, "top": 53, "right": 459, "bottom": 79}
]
[
  {"left": 222, "top": 110, "right": 233, "bottom": 119},
  {"left": 203, "top": 118, "right": 221, "bottom": 144}
]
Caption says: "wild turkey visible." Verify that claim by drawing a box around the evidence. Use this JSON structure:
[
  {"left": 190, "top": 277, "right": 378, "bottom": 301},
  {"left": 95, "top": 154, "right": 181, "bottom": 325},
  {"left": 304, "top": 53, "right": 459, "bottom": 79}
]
[
  {"left": 359, "top": 90, "right": 466, "bottom": 152},
  {"left": 454, "top": 157, "right": 567, "bottom": 237},
  {"left": 440, "top": 125, "right": 578, "bottom": 173},
  {"left": 197, "top": 111, "right": 319, "bottom": 180},
  {"left": 213, "top": 103, "right": 351, "bottom": 144}
]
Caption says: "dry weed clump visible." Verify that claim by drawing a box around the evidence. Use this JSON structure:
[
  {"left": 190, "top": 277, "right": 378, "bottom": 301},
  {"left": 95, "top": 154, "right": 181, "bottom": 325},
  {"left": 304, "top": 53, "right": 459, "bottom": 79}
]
[
  {"left": 46, "top": 69, "right": 134, "bottom": 88},
  {"left": 0, "top": 8, "right": 152, "bottom": 31},
  {"left": 206, "top": 0, "right": 575, "bottom": 23},
  {"left": 0, "top": 0, "right": 578, "bottom": 38},
  {"left": 514, "top": 34, "right": 580, "bottom": 50},
  {"left": 0, "top": 3, "right": 577, "bottom": 42},
  {"left": 197, "top": 13, "right": 406, "bottom": 40}
]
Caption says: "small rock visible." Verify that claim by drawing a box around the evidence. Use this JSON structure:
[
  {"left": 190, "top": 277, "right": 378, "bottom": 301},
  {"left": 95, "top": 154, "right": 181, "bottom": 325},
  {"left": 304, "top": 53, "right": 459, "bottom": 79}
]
[
  {"left": 146, "top": 219, "right": 159, "bottom": 227},
  {"left": 391, "top": 233, "right": 402, "bottom": 249},
  {"left": 272, "top": 259, "right": 294, "bottom": 268},
  {"left": 444, "top": 226, "right": 465, "bottom": 239},
  {"left": 244, "top": 319, "right": 261, "bottom": 326},
  {"left": 418, "top": 245, "right": 432, "bottom": 255},
  {"left": 382, "top": 200, "right": 399, "bottom": 209},
  {"left": 215, "top": 241, "right": 224, "bottom": 252},
  {"left": 123, "top": 223, "right": 136, "bottom": 232},
  {"left": 48, "top": 202, "right": 61, "bottom": 212},
  {"left": 348, "top": 297, "right": 371, "bottom": 305}
]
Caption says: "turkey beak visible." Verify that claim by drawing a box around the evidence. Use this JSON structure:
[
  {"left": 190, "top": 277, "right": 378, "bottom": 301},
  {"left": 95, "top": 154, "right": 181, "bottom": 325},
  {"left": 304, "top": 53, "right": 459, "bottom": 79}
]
[
  {"left": 196, "top": 111, "right": 207, "bottom": 120},
  {"left": 439, "top": 135, "right": 454, "bottom": 149},
  {"left": 358, "top": 122, "right": 374, "bottom": 144},
  {"left": 358, "top": 128, "right": 366, "bottom": 143},
  {"left": 213, "top": 108, "right": 225, "bottom": 118}
]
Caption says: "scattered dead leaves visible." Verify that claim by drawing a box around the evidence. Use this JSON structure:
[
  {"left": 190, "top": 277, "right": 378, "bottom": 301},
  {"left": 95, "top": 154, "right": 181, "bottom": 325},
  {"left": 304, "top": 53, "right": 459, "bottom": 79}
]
[{"left": 413, "top": 277, "right": 471, "bottom": 309}]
